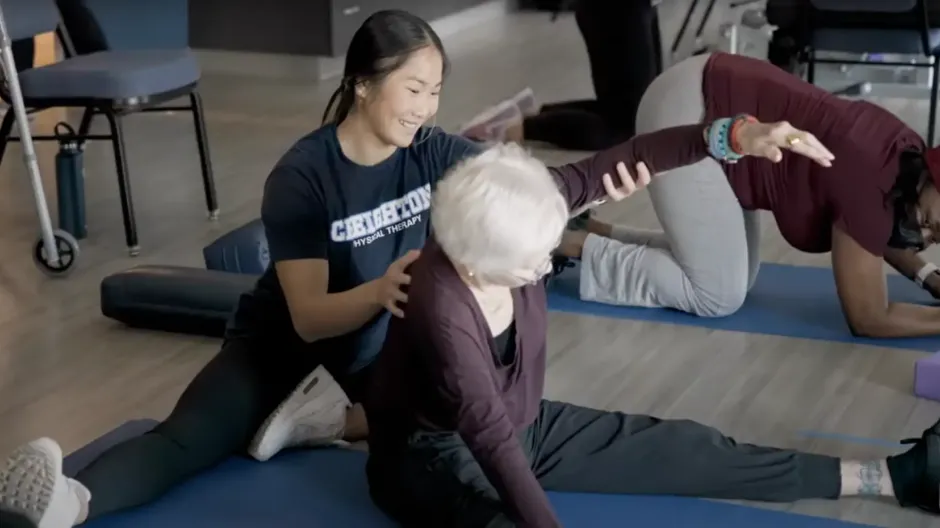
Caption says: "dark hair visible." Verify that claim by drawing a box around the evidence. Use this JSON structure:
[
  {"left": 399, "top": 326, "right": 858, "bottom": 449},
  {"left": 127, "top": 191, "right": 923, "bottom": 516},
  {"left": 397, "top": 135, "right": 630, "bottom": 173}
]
[
  {"left": 889, "top": 149, "right": 928, "bottom": 204},
  {"left": 886, "top": 149, "right": 930, "bottom": 250},
  {"left": 321, "top": 10, "right": 449, "bottom": 125}
]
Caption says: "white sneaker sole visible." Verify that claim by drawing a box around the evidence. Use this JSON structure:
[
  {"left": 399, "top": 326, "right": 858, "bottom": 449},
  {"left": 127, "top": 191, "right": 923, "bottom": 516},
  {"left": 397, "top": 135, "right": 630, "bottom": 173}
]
[
  {"left": 458, "top": 99, "right": 521, "bottom": 135},
  {"left": 509, "top": 87, "right": 538, "bottom": 116},
  {"left": 248, "top": 366, "right": 351, "bottom": 462},
  {"left": 0, "top": 438, "right": 74, "bottom": 528}
]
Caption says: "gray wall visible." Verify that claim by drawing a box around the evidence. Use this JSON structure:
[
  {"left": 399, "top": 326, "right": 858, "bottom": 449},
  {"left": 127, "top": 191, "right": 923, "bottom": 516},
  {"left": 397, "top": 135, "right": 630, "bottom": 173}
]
[{"left": 188, "top": 0, "right": 492, "bottom": 57}]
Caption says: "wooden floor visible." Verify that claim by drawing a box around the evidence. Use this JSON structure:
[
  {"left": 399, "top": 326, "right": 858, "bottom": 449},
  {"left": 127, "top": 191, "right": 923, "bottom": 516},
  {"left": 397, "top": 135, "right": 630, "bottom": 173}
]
[{"left": 1, "top": 6, "right": 939, "bottom": 528}]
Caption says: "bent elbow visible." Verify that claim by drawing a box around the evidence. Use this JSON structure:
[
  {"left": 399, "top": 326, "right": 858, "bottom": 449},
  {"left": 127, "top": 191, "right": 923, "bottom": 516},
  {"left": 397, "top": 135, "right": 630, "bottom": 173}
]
[
  {"left": 288, "top": 304, "right": 320, "bottom": 343},
  {"left": 291, "top": 319, "right": 318, "bottom": 343},
  {"left": 295, "top": 326, "right": 319, "bottom": 343},
  {"left": 845, "top": 312, "right": 890, "bottom": 338}
]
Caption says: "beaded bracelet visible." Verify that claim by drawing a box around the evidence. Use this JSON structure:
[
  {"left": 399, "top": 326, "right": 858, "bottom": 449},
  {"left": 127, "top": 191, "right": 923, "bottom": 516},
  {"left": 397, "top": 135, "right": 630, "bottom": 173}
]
[
  {"left": 706, "top": 118, "right": 741, "bottom": 163},
  {"left": 729, "top": 114, "right": 757, "bottom": 154},
  {"left": 705, "top": 114, "right": 755, "bottom": 163}
]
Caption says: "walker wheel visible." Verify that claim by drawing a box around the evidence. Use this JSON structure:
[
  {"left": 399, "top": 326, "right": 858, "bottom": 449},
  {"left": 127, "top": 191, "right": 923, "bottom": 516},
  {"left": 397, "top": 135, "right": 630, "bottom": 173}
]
[{"left": 33, "top": 229, "right": 80, "bottom": 278}]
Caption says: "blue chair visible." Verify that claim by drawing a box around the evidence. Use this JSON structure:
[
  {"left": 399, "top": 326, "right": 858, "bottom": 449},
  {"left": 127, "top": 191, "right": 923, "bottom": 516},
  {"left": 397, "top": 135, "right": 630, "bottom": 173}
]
[
  {"left": 0, "top": 0, "right": 217, "bottom": 255},
  {"left": 801, "top": 0, "right": 940, "bottom": 145}
]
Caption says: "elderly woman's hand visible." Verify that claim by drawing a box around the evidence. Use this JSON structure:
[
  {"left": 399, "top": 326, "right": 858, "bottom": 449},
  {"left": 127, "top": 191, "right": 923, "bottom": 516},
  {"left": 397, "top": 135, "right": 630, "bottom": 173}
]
[
  {"left": 734, "top": 119, "right": 835, "bottom": 167},
  {"left": 602, "top": 161, "right": 652, "bottom": 202}
]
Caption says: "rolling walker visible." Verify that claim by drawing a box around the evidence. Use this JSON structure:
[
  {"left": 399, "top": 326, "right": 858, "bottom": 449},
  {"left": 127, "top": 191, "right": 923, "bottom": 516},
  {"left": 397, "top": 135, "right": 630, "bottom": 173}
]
[{"left": 0, "top": 4, "right": 79, "bottom": 277}]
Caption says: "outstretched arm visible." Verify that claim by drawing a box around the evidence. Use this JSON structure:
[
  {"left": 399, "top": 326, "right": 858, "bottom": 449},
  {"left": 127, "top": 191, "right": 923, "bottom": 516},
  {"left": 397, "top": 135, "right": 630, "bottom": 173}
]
[
  {"left": 548, "top": 124, "right": 709, "bottom": 211},
  {"left": 548, "top": 117, "right": 835, "bottom": 212}
]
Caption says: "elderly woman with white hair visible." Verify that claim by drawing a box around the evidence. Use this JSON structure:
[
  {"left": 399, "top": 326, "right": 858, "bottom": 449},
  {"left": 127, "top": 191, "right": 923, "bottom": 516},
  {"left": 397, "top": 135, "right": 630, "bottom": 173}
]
[{"left": 362, "top": 137, "right": 940, "bottom": 526}]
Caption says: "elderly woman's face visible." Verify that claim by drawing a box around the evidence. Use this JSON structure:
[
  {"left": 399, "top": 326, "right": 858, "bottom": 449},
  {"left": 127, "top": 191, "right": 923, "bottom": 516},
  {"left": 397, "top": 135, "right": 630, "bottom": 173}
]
[
  {"left": 512, "top": 256, "right": 554, "bottom": 285},
  {"left": 474, "top": 254, "right": 555, "bottom": 289}
]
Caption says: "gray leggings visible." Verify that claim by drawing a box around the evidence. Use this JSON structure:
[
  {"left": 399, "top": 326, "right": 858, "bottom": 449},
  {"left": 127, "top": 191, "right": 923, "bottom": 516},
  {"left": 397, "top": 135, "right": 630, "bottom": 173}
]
[
  {"left": 578, "top": 53, "right": 761, "bottom": 317},
  {"left": 367, "top": 400, "right": 841, "bottom": 527}
]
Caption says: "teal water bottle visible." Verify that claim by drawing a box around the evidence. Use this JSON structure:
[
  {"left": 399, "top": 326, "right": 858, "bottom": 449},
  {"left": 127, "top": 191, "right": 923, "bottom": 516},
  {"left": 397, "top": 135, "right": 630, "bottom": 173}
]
[{"left": 55, "top": 122, "right": 87, "bottom": 240}]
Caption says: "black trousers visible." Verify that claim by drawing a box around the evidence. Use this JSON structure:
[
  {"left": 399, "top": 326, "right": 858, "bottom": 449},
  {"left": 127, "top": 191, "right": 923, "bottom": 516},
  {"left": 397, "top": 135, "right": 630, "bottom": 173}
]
[
  {"left": 367, "top": 400, "right": 842, "bottom": 527},
  {"left": 11, "top": 40, "right": 33, "bottom": 71},
  {"left": 72, "top": 337, "right": 372, "bottom": 520},
  {"left": 523, "top": 0, "right": 662, "bottom": 151}
]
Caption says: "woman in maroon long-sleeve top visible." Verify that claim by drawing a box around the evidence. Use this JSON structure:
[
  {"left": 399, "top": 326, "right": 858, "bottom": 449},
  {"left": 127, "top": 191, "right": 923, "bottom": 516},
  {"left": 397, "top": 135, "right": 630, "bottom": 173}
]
[
  {"left": 556, "top": 52, "right": 940, "bottom": 339},
  {"left": 364, "top": 123, "right": 940, "bottom": 525}
]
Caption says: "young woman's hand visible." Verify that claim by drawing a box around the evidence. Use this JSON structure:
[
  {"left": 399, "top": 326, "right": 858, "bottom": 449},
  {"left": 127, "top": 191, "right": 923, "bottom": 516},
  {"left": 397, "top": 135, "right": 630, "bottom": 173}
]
[
  {"left": 602, "top": 161, "right": 652, "bottom": 201},
  {"left": 375, "top": 249, "right": 421, "bottom": 317},
  {"left": 734, "top": 120, "right": 835, "bottom": 167}
]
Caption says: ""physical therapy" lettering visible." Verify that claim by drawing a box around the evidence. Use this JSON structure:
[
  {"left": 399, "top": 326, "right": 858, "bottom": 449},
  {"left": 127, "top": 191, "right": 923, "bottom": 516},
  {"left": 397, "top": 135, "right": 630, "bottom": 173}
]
[{"left": 331, "top": 183, "right": 431, "bottom": 246}]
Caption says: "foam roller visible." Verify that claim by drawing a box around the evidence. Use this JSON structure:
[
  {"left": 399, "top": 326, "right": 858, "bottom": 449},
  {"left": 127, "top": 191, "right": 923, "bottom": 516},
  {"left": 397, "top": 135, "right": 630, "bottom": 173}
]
[
  {"left": 100, "top": 265, "right": 256, "bottom": 337},
  {"left": 915, "top": 351, "right": 940, "bottom": 402},
  {"left": 203, "top": 218, "right": 269, "bottom": 275}
]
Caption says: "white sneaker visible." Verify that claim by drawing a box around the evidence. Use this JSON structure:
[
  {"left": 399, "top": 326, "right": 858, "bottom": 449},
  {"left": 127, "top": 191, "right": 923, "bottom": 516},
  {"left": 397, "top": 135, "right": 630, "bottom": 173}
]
[
  {"left": 248, "top": 366, "right": 351, "bottom": 462},
  {"left": 0, "top": 438, "right": 90, "bottom": 528},
  {"left": 509, "top": 87, "right": 539, "bottom": 117},
  {"left": 458, "top": 99, "right": 523, "bottom": 143}
]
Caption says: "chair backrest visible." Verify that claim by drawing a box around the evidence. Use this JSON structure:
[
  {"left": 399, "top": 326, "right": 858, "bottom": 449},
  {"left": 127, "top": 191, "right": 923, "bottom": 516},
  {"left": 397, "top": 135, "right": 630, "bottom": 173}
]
[
  {"left": 809, "top": 0, "right": 918, "bottom": 13},
  {"left": 80, "top": 0, "right": 189, "bottom": 51},
  {"left": 807, "top": 0, "right": 933, "bottom": 56},
  {"left": 0, "top": 0, "right": 60, "bottom": 41}
]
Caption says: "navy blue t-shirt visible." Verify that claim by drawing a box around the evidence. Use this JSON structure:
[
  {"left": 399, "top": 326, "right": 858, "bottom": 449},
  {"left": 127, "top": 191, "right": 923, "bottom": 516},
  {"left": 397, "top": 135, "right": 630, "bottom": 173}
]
[{"left": 226, "top": 124, "right": 480, "bottom": 374}]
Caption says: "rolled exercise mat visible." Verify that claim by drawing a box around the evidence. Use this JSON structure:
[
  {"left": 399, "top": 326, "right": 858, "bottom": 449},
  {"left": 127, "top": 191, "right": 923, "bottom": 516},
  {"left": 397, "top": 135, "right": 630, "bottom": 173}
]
[{"left": 100, "top": 265, "right": 256, "bottom": 337}]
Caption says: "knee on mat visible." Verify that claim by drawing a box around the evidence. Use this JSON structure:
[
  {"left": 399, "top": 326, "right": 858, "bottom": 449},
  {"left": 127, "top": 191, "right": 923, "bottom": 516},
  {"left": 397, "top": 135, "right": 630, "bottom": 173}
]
[{"left": 688, "top": 285, "right": 746, "bottom": 318}]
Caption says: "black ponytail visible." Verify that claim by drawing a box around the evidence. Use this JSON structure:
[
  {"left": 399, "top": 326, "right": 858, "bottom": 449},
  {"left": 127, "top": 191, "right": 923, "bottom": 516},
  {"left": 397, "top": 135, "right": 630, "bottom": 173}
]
[
  {"left": 888, "top": 149, "right": 927, "bottom": 203},
  {"left": 321, "top": 77, "right": 357, "bottom": 125},
  {"left": 886, "top": 149, "right": 929, "bottom": 250}
]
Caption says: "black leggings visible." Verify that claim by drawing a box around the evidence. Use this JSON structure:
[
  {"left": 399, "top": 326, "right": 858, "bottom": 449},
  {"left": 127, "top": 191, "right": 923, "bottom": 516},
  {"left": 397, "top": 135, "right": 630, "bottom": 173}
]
[
  {"left": 8, "top": 0, "right": 108, "bottom": 72},
  {"left": 72, "top": 338, "right": 371, "bottom": 521},
  {"left": 8, "top": 0, "right": 108, "bottom": 74},
  {"left": 11, "top": 40, "right": 33, "bottom": 71},
  {"left": 523, "top": 0, "right": 662, "bottom": 151}
]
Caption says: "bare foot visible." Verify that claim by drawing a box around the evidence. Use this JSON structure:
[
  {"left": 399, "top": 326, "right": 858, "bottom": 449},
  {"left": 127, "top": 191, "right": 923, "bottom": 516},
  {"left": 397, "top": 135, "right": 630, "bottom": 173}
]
[
  {"left": 504, "top": 121, "right": 524, "bottom": 143},
  {"left": 557, "top": 230, "right": 589, "bottom": 259},
  {"left": 342, "top": 403, "right": 368, "bottom": 441}
]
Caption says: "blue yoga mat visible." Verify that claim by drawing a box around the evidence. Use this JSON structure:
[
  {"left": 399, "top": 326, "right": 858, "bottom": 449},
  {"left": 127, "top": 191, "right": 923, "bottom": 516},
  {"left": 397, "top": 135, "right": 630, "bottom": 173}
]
[
  {"left": 546, "top": 261, "right": 940, "bottom": 351},
  {"left": 70, "top": 420, "right": 875, "bottom": 528}
]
